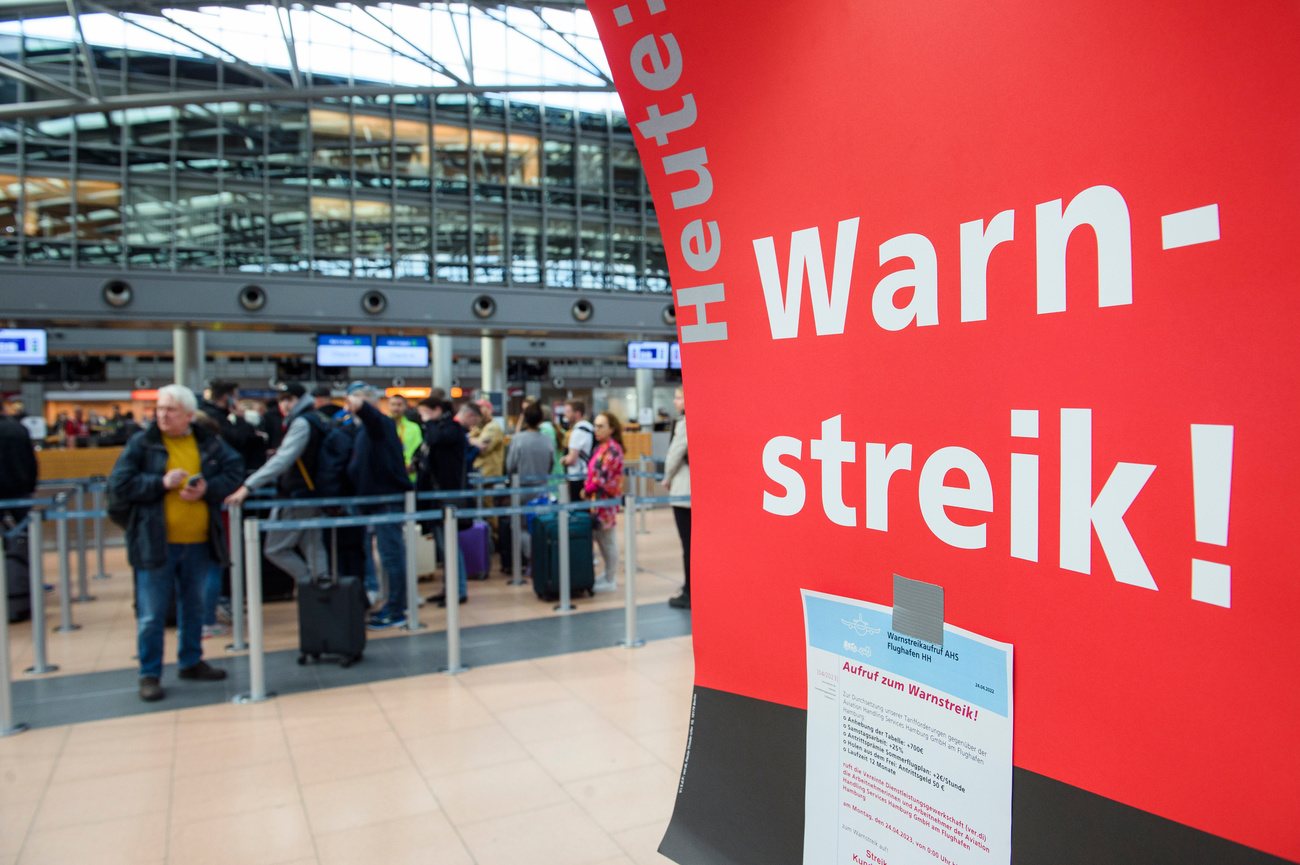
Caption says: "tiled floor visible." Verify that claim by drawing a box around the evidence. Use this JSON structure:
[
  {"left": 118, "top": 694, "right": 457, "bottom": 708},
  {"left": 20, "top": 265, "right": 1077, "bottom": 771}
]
[
  {"left": 0, "top": 637, "right": 693, "bottom": 865},
  {"left": 1, "top": 507, "right": 693, "bottom": 864},
  {"left": 8, "top": 508, "right": 689, "bottom": 681}
]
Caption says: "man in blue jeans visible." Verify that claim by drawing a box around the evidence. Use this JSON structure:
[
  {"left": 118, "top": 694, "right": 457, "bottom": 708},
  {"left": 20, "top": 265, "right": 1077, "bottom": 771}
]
[
  {"left": 108, "top": 385, "right": 244, "bottom": 701},
  {"left": 344, "top": 383, "right": 416, "bottom": 630}
]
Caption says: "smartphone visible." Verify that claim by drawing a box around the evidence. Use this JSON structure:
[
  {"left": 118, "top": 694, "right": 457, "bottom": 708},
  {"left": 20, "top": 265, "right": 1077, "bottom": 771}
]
[{"left": 185, "top": 474, "right": 203, "bottom": 487}]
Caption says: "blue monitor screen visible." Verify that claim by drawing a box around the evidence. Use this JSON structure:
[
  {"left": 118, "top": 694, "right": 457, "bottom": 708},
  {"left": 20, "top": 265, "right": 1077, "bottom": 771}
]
[
  {"left": 0, "top": 329, "right": 47, "bottom": 365},
  {"left": 627, "top": 341, "right": 670, "bottom": 370},
  {"left": 316, "top": 334, "right": 373, "bottom": 367},
  {"left": 375, "top": 336, "right": 430, "bottom": 367}
]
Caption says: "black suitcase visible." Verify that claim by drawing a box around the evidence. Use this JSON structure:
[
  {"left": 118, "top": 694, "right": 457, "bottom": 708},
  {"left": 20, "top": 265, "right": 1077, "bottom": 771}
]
[
  {"left": 296, "top": 573, "right": 367, "bottom": 667},
  {"left": 531, "top": 511, "right": 596, "bottom": 601},
  {"left": 498, "top": 518, "right": 512, "bottom": 573}
]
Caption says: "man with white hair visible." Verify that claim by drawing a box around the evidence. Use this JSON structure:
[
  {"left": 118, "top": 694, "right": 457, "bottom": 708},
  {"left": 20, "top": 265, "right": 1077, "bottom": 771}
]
[{"left": 108, "top": 384, "right": 244, "bottom": 702}]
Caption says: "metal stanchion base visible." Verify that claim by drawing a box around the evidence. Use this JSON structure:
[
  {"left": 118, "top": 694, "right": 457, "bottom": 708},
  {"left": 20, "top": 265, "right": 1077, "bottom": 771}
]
[
  {"left": 24, "top": 664, "right": 58, "bottom": 675},
  {"left": 402, "top": 622, "right": 428, "bottom": 633},
  {"left": 440, "top": 664, "right": 469, "bottom": 675},
  {"left": 224, "top": 643, "right": 248, "bottom": 653},
  {"left": 232, "top": 691, "right": 277, "bottom": 704},
  {"left": 553, "top": 602, "right": 576, "bottom": 612},
  {"left": 507, "top": 577, "right": 526, "bottom": 586},
  {"left": 92, "top": 573, "right": 112, "bottom": 581},
  {"left": 53, "top": 624, "right": 81, "bottom": 632},
  {"left": 1, "top": 723, "right": 29, "bottom": 737},
  {"left": 617, "top": 638, "right": 646, "bottom": 649},
  {"left": 73, "top": 594, "right": 96, "bottom": 603}
]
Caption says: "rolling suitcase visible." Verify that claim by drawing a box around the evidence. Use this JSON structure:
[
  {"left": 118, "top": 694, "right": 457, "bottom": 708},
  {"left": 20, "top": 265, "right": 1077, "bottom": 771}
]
[
  {"left": 460, "top": 520, "right": 492, "bottom": 580},
  {"left": 297, "top": 574, "right": 366, "bottom": 667},
  {"left": 297, "top": 529, "right": 366, "bottom": 667},
  {"left": 530, "top": 511, "right": 595, "bottom": 601}
]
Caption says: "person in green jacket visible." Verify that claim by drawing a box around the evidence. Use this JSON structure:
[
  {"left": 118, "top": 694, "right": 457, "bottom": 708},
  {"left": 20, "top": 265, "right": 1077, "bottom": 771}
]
[{"left": 387, "top": 393, "right": 424, "bottom": 483}]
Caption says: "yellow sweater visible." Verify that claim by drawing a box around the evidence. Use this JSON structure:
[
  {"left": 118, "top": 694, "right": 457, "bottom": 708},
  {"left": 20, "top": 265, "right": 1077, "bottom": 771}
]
[{"left": 163, "top": 433, "right": 209, "bottom": 543}]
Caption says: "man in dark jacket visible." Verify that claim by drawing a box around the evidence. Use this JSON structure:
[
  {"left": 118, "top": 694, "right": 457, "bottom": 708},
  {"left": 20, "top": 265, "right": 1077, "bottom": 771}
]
[
  {"left": 415, "top": 398, "right": 469, "bottom": 501},
  {"left": 415, "top": 397, "right": 469, "bottom": 606},
  {"left": 0, "top": 407, "right": 38, "bottom": 523},
  {"left": 344, "top": 382, "right": 413, "bottom": 629},
  {"left": 108, "top": 384, "right": 243, "bottom": 702},
  {"left": 200, "top": 380, "right": 267, "bottom": 475}
]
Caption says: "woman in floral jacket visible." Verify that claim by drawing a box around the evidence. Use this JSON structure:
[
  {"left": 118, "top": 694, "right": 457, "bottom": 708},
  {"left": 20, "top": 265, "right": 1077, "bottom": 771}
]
[{"left": 583, "top": 411, "right": 624, "bottom": 592}]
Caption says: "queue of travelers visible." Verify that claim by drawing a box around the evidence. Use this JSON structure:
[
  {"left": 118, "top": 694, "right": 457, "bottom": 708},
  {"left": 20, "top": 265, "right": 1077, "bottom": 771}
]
[{"left": 104, "top": 379, "right": 690, "bottom": 702}]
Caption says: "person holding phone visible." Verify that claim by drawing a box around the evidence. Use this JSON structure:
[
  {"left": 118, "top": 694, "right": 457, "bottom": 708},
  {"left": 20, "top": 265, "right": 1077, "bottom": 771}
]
[{"left": 108, "top": 384, "right": 244, "bottom": 702}]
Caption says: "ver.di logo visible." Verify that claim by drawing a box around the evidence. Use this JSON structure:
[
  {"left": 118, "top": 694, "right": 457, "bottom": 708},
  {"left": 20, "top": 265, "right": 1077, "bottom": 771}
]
[{"left": 842, "top": 614, "right": 881, "bottom": 637}]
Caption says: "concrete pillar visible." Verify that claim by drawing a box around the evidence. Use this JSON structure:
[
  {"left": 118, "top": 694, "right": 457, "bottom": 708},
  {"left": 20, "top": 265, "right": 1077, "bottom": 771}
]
[
  {"left": 431, "top": 333, "right": 453, "bottom": 393},
  {"left": 480, "top": 335, "right": 506, "bottom": 394},
  {"left": 172, "top": 326, "right": 205, "bottom": 395},
  {"left": 19, "top": 381, "right": 44, "bottom": 434},
  {"left": 635, "top": 367, "right": 655, "bottom": 426}
]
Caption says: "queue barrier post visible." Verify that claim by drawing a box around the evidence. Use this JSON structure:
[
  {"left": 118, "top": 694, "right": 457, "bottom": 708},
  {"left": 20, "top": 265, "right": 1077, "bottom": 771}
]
[
  {"left": 403, "top": 491, "right": 425, "bottom": 633},
  {"left": 554, "top": 483, "right": 574, "bottom": 613},
  {"left": 23, "top": 510, "right": 56, "bottom": 674},
  {"left": 225, "top": 501, "right": 247, "bottom": 653},
  {"left": 234, "top": 518, "right": 273, "bottom": 704},
  {"left": 637, "top": 457, "right": 650, "bottom": 534},
  {"left": 53, "top": 499, "right": 79, "bottom": 633},
  {"left": 0, "top": 537, "right": 28, "bottom": 736},
  {"left": 91, "top": 478, "right": 110, "bottom": 581},
  {"left": 73, "top": 484, "right": 92, "bottom": 602},
  {"left": 620, "top": 494, "right": 644, "bottom": 649},
  {"left": 509, "top": 473, "right": 524, "bottom": 586},
  {"left": 442, "top": 506, "right": 467, "bottom": 674}
]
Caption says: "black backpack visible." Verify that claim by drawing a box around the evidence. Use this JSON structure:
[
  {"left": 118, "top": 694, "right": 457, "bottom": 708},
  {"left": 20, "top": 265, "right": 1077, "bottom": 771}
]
[
  {"left": 315, "top": 423, "right": 359, "bottom": 498},
  {"left": 106, "top": 488, "right": 133, "bottom": 529}
]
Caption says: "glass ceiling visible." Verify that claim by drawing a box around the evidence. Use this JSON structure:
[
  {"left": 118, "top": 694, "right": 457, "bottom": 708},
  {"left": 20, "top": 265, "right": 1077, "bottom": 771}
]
[{"left": 0, "top": 2, "right": 623, "bottom": 114}]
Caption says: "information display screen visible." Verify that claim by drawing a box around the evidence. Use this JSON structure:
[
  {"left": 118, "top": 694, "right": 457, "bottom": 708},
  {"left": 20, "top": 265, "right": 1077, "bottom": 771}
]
[
  {"left": 627, "top": 341, "right": 670, "bottom": 369},
  {"left": 669, "top": 341, "right": 681, "bottom": 370},
  {"left": 375, "top": 336, "right": 429, "bottom": 367},
  {"left": 316, "top": 334, "right": 373, "bottom": 367},
  {"left": 0, "top": 329, "right": 47, "bottom": 365}
]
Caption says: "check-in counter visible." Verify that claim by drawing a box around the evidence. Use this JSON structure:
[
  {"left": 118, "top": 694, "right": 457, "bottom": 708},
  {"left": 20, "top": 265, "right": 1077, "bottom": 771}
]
[{"left": 37, "top": 446, "right": 124, "bottom": 481}]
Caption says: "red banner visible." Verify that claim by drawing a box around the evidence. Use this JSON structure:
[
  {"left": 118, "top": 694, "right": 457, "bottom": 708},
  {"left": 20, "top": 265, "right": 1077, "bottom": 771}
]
[{"left": 592, "top": 1, "right": 1299, "bottom": 861}]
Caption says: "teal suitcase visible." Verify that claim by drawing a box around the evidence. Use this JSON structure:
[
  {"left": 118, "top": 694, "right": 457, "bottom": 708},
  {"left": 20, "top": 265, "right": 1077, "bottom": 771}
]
[{"left": 530, "top": 511, "right": 595, "bottom": 600}]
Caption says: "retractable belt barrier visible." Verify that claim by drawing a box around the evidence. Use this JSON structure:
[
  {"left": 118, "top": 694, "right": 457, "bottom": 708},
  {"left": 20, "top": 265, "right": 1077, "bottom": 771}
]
[
  {"left": 231, "top": 488, "right": 666, "bottom": 703},
  {"left": 0, "top": 498, "right": 63, "bottom": 688},
  {"left": 0, "top": 481, "right": 688, "bottom": 716},
  {"left": 37, "top": 478, "right": 110, "bottom": 594},
  {"left": 469, "top": 472, "right": 567, "bottom": 487}
]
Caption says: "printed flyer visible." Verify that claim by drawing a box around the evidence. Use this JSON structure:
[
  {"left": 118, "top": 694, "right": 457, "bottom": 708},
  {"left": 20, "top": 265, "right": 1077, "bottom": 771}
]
[{"left": 803, "top": 590, "right": 1014, "bottom": 865}]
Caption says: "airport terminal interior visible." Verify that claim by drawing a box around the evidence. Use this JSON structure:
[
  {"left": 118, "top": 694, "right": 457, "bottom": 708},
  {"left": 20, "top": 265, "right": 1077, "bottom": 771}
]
[{"left": 0, "top": 2, "right": 695, "bottom": 862}]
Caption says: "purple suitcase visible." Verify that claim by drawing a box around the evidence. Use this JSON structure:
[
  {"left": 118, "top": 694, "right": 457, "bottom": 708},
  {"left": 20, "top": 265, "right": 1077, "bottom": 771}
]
[{"left": 459, "top": 521, "right": 491, "bottom": 580}]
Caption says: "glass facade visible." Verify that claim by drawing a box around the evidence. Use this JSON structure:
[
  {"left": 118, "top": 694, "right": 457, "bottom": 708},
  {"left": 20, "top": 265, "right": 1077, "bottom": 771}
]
[{"left": 0, "top": 38, "right": 668, "bottom": 293}]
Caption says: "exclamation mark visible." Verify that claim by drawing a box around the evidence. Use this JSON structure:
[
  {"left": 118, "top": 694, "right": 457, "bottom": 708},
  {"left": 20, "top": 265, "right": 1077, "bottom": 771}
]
[{"left": 1190, "top": 424, "right": 1234, "bottom": 608}]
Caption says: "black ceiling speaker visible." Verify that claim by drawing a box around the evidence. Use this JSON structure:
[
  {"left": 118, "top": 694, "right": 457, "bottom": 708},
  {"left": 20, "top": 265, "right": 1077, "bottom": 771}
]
[
  {"left": 239, "top": 284, "right": 267, "bottom": 311},
  {"left": 361, "top": 290, "right": 388, "bottom": 315},
  {"left": 102, "top": 279, "right": 132, "bottom": 308}
]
